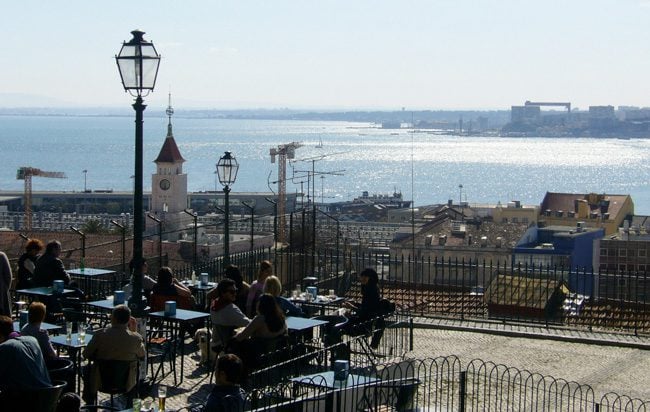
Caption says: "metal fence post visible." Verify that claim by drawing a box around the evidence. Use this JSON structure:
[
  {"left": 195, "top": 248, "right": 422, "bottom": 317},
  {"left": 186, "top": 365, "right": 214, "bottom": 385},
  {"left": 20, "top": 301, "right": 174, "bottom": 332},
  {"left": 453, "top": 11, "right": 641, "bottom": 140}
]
[{"left": 459, "top": 370, "right": 466, "bottom": 412}]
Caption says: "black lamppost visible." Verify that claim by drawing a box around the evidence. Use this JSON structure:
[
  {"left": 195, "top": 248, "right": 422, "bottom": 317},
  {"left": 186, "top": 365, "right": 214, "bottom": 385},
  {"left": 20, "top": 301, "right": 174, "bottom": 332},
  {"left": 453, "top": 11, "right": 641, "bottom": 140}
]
[
  {"left": 216, "top": 151, "right": 239, "bottom": 267},
  {"left": 183, "top": 209, "right": 198, "bottom": 271},
  {"left": 116, "top": 29, "right": 161, "bottom": 317},
  {"left": 264, "top": 197, "right": 277, "bottom": 246},
  {"left": 110, "top": 219, "right": 127, "bottom": 281},
  {"left": 70, "top": 226, "right": 86, "bottom": 268},
  {"left": 147, "top": 214, "right": 163, "bottom": 267},
  {"left": 242, "top": 201, "right": 255, "bottom": 254}
]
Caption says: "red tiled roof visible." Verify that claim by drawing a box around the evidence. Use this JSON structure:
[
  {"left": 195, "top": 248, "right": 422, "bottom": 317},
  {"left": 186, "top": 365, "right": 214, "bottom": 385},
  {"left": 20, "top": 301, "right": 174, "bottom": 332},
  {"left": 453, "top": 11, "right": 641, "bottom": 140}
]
[{"left": 154, "top": 136, "right": 185, "bottom": 164}]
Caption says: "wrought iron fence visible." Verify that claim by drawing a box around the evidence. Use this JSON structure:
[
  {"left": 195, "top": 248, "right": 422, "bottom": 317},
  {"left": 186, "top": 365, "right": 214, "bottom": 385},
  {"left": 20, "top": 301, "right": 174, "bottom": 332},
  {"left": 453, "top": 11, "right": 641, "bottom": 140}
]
[{"left": 213, "top": 355, "right": 649, "bottom": 411}]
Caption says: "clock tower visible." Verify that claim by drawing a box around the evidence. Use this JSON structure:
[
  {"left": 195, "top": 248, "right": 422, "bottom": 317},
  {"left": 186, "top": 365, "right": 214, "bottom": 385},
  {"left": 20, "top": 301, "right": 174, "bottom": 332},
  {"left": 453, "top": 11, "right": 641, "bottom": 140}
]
[{"left": 151, "top": 95, "right": 188, "bottom": 214}]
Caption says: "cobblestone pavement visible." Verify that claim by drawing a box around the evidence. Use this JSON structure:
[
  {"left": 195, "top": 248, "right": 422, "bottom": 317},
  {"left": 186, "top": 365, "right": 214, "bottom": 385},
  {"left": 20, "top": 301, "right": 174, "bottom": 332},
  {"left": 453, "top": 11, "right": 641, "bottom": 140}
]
[{"left": 97, "top": 318, "right": 650, "bottom": 410}]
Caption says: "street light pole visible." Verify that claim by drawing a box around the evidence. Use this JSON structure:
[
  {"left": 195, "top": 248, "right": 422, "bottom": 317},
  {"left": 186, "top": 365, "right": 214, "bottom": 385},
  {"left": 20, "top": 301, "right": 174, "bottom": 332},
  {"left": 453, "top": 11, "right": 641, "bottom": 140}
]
[
  {"left": 83, "top": 169, "right": 88, "bottom": 192},
  {"left": 70, "top": 226, "right": 86, "bottom": 269},
  {"left": 110, "top": 219, "right": 127, "bottom": 281},
  {"left": 183, "top": 209, "right": 198, "bottom": 271},
  {"left": 216, "top": 151, "right": 239, "bottom": 267},
  {"left": 147, "top": 214, "right": 163, "bottom": 267},
  {"left": 264, "top": 197, "right": 278, "bottom": 246},
  {"left": 242, "top": 201, "right": 255, "bottom": 254},
  {"left": 116, "top": 29, "right": 160, "bottom": 317}
]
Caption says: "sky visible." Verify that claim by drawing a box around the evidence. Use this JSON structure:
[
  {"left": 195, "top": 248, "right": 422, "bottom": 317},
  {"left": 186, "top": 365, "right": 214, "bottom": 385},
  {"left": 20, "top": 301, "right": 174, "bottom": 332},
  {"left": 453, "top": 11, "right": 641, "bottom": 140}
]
[{"left": 3, "top": 0, "right": 650, "bottom": 110}]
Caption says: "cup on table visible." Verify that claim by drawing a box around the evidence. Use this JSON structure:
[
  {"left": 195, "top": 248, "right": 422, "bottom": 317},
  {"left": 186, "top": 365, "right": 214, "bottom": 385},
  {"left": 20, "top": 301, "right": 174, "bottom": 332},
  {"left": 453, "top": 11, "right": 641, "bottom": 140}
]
[
  {"left": 333, "top": 359, "right": 350, "bottom": 381},
  {"left": 19, "top": 310, "right": 29, "bottom": 328},
  {"left": 291, "top": 289, "right": 299, "bottom": 299},
  {"left": 295, "top": 284, "right": 301, "bottom": 293},
  {"left": 113, "top": 290, "right": 125, "bottom": 305},
  {"left": 143, "top": 397, "right": 152, "bottom": 411},
  {"left": 66, "top": 321, "right": 73, "bottom": 341},
  {"left": 200, "top": 272, "right": 209, "bottom": 286},
  {"left": 164, "top": 301, "right": 177, "bottom": 316},
  {"left": 53, "top": 280, "right": 64, "bottom": 294},
  {"left": 158, "top": 385, "right": 167, "bottom": 411},
  {"left": 78, "top": 323, "right": 87, "bottom": 344},
  {"left": 328, "top": 289, "right": 335, "bottom": 298},
  {"left": 306, "top": 286, "right": 318, "bottom": 300}
]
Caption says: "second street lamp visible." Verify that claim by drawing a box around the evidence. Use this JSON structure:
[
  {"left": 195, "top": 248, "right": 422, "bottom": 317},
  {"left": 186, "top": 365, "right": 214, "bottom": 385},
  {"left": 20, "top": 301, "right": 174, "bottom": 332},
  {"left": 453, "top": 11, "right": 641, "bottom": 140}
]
[
  {"left": 116, "top": 29, "right": 161, "bottom": 317},
  {"left": 216, "top": 151, "right": 239, "bottom": 267}
]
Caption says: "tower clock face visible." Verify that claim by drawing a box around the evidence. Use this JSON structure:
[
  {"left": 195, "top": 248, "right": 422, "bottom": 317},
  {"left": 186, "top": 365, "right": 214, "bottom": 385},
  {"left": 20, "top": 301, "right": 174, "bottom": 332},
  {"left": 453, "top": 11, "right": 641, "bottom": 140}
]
[{"left": 159, "top": 179, "right": 171, "bottom": 191}]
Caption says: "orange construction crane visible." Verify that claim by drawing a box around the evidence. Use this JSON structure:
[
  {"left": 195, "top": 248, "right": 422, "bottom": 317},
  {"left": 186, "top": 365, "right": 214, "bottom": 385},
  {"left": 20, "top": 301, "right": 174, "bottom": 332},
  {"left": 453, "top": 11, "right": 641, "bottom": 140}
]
[
  {"left": 16, "top": 167, "right": 66, "bottom": 230},
  {"left": 270, "top": 142, "right": 301, "bottom": 244}
]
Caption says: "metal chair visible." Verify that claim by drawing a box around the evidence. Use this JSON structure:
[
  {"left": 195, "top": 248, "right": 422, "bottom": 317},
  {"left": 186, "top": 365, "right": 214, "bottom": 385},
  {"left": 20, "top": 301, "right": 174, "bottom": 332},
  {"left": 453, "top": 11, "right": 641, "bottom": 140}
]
[
  {"left": 94, "top": 359, "right": 138, "bottom": 407},
  {"left": 46, "top": 357, "right": 75, "bottom": 393},
  {"left": 0, "top": 379, "right": 67, "bottom": 412}
]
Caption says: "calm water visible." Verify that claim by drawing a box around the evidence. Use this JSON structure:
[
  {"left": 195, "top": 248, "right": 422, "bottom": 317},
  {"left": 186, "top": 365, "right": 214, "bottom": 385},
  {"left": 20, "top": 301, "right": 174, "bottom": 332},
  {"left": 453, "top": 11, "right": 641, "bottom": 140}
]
[{"left": 1, "top": 115, "right": 650, "bottom": 214}]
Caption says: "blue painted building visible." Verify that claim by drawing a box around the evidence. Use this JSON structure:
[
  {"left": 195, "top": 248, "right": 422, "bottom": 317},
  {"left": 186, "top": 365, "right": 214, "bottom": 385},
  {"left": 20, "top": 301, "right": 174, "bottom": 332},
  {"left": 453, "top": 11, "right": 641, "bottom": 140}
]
[{"left": 513, "top": 223, "right": 604, "bottom": 296}]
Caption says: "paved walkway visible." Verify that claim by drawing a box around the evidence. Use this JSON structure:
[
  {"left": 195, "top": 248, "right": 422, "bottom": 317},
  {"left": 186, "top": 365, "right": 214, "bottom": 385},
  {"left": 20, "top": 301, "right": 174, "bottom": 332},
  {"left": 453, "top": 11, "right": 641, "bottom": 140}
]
[{"left": 97, "top": 317, "right": 650, "bottom": 410}]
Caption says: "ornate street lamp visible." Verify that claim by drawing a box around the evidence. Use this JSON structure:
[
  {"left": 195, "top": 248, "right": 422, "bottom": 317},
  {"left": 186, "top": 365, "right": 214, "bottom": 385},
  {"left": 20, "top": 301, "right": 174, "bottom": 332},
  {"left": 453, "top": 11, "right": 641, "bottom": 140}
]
[
  {"left": 116, "top": 29, "right": 160, "bottom": 317},
  {"left": 216, "top": 151, "right": 239, "bottom": 266}
]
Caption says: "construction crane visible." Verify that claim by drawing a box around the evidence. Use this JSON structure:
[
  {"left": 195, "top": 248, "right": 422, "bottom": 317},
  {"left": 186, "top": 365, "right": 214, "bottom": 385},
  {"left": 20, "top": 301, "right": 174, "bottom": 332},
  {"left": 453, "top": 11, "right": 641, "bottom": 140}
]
[
  {"left": 16, "top": 167, "right": 66, "bottom": 230},
  {"left": 270, "top": 142, "right": 302, "bottom": 244}
]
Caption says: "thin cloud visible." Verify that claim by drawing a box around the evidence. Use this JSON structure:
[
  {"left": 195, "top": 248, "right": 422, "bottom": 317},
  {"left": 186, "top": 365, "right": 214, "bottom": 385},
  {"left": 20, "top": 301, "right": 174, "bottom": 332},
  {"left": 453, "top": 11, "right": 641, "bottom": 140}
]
[{"left": 208, "top": 46, "right": 239, "bottom": 55}]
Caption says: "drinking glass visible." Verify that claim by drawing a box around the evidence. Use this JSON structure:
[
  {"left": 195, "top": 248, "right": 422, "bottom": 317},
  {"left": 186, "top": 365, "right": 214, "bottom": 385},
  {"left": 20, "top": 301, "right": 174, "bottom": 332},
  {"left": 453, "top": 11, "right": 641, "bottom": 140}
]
[
  {"left": 328, "top": 289, "right": 335, "bottom": 298},
  {"left": 158, "top": 385, "right": 167, "bottom": 411},
  {"left": 78, "top": 323, "right": 86, "bottom": 344},
  {"left": 65, "top": 322, "right": 73, "bottom": 341}
]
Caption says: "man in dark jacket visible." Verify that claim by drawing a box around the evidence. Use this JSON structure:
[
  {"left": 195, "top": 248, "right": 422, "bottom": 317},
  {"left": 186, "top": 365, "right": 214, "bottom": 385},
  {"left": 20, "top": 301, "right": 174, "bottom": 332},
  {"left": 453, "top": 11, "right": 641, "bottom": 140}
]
[{"left": 33, "top": 240, "right": 70, "bottom": 287}]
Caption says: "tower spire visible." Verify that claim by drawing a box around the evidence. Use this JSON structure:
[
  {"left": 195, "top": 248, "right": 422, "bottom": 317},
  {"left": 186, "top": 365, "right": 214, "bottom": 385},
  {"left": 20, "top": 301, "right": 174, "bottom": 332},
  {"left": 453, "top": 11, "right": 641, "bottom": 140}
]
[{"left": 166, "top": 92, "right": 174, "bottom": 138}]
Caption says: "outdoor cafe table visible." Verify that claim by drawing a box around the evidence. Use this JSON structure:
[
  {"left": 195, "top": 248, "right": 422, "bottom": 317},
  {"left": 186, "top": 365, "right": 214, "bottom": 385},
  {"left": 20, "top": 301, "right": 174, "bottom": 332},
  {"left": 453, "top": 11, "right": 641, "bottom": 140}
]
[
  {"left": 286, "top": 316, "right": 329, "bottom": 333},
  {"left": 16, "top": 286, "right": 75, "bottom": 299},
  {"left": 51, "top": 331, "right": 93, "bottom": 392},
  {"left": 181, "top": 280, "right": 216, "bottom": 309},
  {"left": 290, "top": 370, "right": 379, "bottom": 411},
  {"left": 68, "top": 268, "right": 118, "bottom": 300},
  {"left": 147, "top": 308, "right": 210, "bottom": 384},
  {"left": 13, "top": 321, "right": 61, "bottom": 333},
  {"left": 290, "top": 295, "right": 346, "bottom": 316}
]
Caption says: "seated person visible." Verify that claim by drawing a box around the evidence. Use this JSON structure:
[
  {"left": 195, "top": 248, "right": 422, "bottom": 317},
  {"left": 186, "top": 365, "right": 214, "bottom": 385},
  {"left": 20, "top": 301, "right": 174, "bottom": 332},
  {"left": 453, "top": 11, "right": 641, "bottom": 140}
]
[
  {"left": 152, "top": 266, "right": 192, "bottom": 297},
  {"left": 82, "top": 305, "right": 145, "bottom": 405},
  {"left": 150, "top": 266, "right": 195, "bottom": 310},
  {"left": 0, "top": 315, "right": 51, "bottom": 391},
  {"left": 207, "top": 265, "right": 249, "bottom": 313},
  {"left": 342, "top": 268, "right": 381, "bottom": 325},
  {"left": 203, "top": 353, "right": 247, "bottom": 412},
  {"left": 245, "top": 260, "right": 273, "bottom": 317},
  {"left": 122, "top": 258, "right": 156, "bottom": 301},
  {"left": 233, "top": 294, "right": 287, "bottom": 367},
  {"left": 32, "top": 240, "right": 86, "bottom": 310},
  {"left": 16, "top": 238, "right": 44, "bottom": 290},
  {"left": 210, "top": 279, "right": 250, "bottom": 352},
  {"left": 263, "top": 275, "right": 303, "bottom": 317},
  {"left": 20, "top": 302, "right": 57, "bottom": 361}
]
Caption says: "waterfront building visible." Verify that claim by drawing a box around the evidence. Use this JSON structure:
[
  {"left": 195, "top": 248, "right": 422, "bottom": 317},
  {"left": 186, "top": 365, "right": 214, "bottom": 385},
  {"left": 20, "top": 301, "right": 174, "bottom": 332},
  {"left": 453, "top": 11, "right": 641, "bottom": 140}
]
[{"left": 539, "top": 192, "right": 633, "bottom": 236}]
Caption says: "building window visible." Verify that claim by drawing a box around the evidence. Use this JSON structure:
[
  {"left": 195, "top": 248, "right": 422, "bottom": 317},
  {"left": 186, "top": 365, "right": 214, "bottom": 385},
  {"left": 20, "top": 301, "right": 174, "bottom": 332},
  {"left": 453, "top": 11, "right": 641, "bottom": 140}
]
[
  {"left": 639, "top": 249, "right": 647, "bottom": 258},
  {"left": 638, "top": 264, "right": 646, "bottom": 273},
  {"left": 502, "top": 218, "right": 508, "bottom": 223},
  {"left": 619, "top": 249, "right": 627, "bottom": 257},
  {"left": 512, "top": 217, "right": 519, "bottom": 223},
  {"left": 600, "top": 248, "right": 607, "bottom": 256},
  {"left": 522, "top": 217, "right": 529, "bottom": 224}
]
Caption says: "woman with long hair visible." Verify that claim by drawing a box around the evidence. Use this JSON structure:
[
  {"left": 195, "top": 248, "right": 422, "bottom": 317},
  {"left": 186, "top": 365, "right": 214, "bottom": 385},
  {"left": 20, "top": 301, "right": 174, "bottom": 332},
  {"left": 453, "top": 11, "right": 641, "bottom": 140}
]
[
  {"left": 235, "top": 294, "right": 287, "bottom": 341},
  {"left": 343, "top": 267, "right": 381, "bottom": 322}
]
